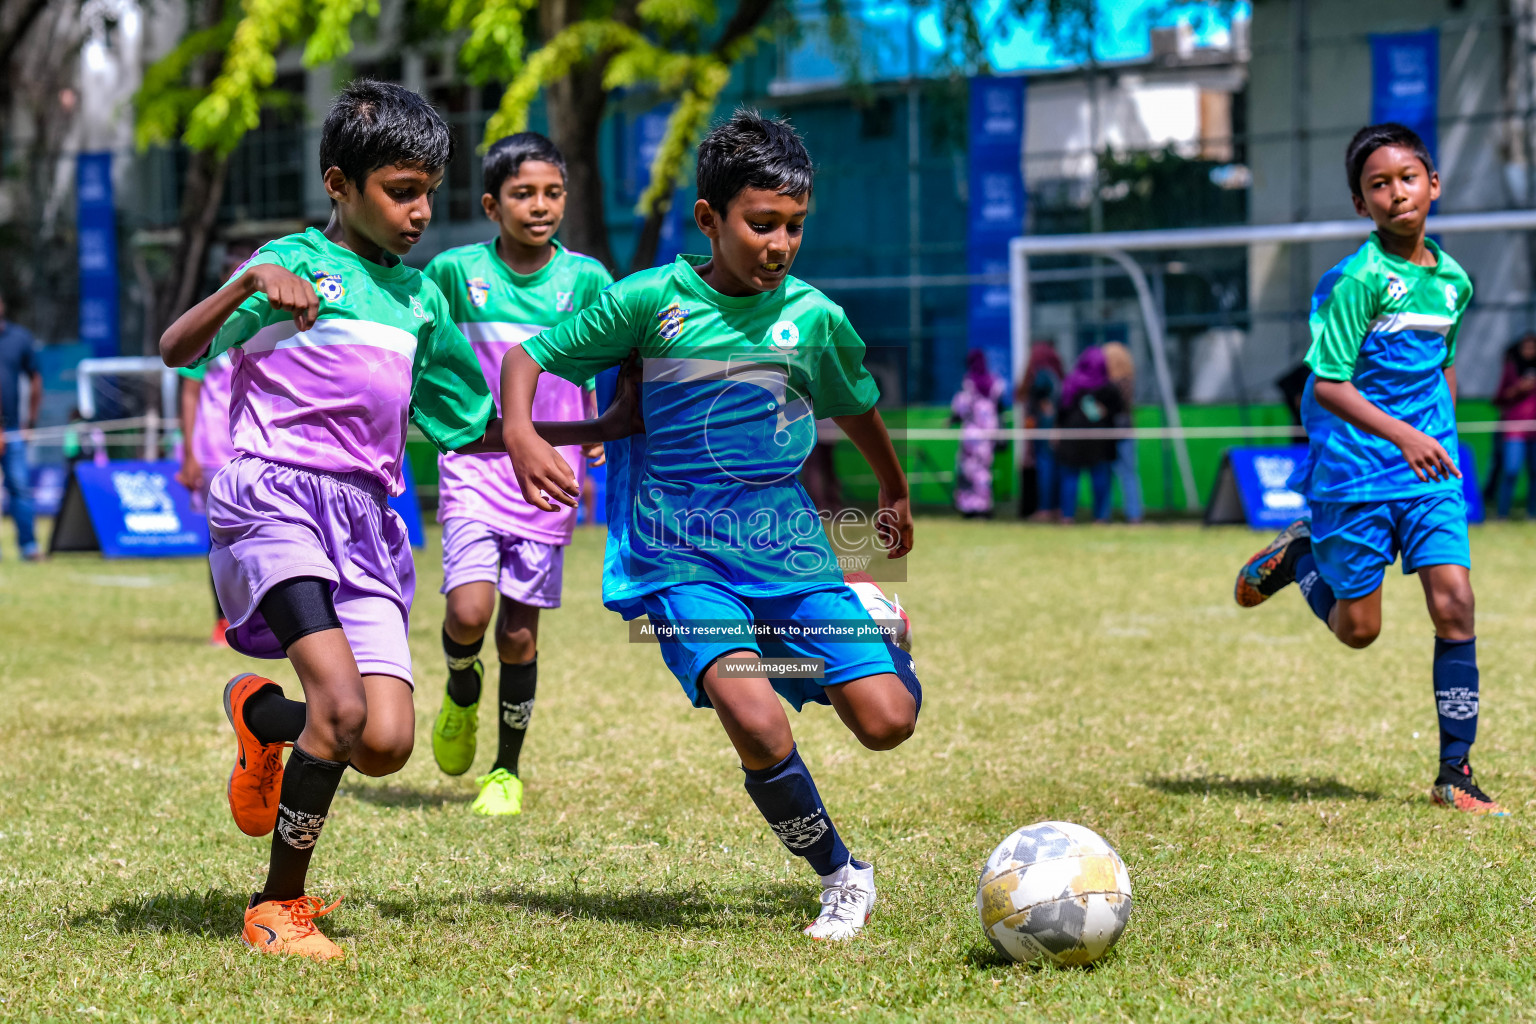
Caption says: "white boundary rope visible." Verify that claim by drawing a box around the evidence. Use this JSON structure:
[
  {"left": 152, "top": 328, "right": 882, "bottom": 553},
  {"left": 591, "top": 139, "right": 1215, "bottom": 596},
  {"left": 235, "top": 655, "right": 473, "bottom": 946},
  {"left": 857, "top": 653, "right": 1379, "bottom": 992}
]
[{"left": 8, "top": 415, "right": 1529, "bottom": 446}]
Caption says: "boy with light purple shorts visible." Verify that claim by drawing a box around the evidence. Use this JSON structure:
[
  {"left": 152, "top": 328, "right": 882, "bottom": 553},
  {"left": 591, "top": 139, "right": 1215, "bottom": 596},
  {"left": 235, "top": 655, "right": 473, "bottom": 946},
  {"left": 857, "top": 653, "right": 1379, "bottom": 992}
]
[
  {"left": 157, "top": 81, "right": 634, "bottom": 961},
  {"left": 177, "top": 348, "right": 237, "bottom": 645},
  {"left": 425, "top": 132, "right": 613, "bottom": 817}
]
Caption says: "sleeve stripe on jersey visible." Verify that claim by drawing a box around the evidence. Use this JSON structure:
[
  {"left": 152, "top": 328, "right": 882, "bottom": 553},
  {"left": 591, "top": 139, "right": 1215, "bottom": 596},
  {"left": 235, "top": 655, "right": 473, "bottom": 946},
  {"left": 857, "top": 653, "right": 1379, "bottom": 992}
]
[
  {"left": 459, "top": 321, "right": 547, "bottom": 344},
  {"left": 1366, "top": 312, "right": 1456, "bottom": 336},
  {"left": 242, "top": 319, "right": 418, "bottom": 359},
  {"left": 643, "top": 356, "right": 794, "bottom": 385}
]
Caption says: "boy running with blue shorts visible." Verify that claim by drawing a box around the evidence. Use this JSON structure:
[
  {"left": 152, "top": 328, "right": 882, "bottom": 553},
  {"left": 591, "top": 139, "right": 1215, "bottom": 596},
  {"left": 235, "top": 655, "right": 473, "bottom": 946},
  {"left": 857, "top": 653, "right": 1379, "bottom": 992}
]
[
  {"left": 502, "top": 110, "right": 921, "bottom": 940},
  {"left": 1235, "top": 123, "right": 1505, "bottom": 816}
]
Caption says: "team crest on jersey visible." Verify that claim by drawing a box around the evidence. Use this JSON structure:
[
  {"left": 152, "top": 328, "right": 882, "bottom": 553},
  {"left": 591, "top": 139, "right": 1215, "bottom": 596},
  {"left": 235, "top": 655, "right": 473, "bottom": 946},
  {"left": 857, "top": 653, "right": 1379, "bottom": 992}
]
[
  {"left": 466, "top": 277, "right": 490, "bottom": 308},
  {"left": 1445, "top": 284, "right": 1459, "bottom": 312},
  {"left": 769, "top": 320, "right": 800, "bottom": 352},
  {"left": 410, "top": 295, "right": 427, "bottom": 320},
  {"left": 556, "top": 291, "right": 575, "bottom": 313},
  {"left": 656, "top": 301, "right": 691, "bottom": 340},
  {"left": 1385, "top": 274, "right": 1407, "bottom": 301},
  {"left": 311, "top": 271, "right": 345, "bottom": 303}
]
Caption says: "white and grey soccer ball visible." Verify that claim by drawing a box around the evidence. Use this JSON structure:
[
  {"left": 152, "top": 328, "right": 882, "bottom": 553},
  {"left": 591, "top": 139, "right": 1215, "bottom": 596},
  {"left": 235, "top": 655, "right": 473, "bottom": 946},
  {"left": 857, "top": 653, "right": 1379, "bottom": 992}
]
[{"left": 977, "top": 820, "right": 1133, "bottom": 966}]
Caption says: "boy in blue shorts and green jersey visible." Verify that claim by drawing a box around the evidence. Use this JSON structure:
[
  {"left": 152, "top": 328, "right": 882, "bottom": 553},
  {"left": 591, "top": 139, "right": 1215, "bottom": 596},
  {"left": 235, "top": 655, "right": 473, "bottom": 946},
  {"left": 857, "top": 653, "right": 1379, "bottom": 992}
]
[
  {"left": 502, "top": 110, "right": 922, "bottom": 940},
  {"left": 1235, "top": 122, "right": 1504, "bottom": 816}
]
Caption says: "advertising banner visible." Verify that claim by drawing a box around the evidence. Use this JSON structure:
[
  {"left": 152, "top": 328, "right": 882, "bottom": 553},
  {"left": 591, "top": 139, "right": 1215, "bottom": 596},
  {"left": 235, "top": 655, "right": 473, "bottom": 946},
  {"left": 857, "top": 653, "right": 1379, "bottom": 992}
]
[
  {"left": 76, "top": 153, "right": 120, "bottom": 359},
  {"left": 1207, "top": 443, "right": 1482, "bottom": 529},
  {"left": 967, "top": 76, "right": 1026, "bottom": 393}
]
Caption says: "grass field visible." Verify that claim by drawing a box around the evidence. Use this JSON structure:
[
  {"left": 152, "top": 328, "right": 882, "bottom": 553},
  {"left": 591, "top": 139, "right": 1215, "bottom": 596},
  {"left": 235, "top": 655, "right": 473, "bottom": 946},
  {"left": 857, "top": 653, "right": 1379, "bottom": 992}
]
[{"left": 6, "top": 518, "right": 1536, "bottom": 1022}]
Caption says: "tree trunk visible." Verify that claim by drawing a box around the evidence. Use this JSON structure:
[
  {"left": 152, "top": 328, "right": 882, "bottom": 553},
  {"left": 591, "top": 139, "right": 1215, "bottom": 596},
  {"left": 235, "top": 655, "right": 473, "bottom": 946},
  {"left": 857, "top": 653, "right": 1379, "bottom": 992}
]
[
  {"left": 626, "top": 0, "right": 778, "bottom": 273},
  {"left": 152, "top": 148, "right": 230, "bottom": 340},
  {"left": 540, "top": 0, "right": 627, "bottom": 272}
]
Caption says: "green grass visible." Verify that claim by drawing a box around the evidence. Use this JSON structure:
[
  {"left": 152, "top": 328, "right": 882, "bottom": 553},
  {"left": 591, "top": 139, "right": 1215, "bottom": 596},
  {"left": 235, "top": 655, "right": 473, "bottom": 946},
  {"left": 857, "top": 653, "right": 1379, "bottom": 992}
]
[{"left": 6, "top": 519, "right": 1536, "bottom": 1022}]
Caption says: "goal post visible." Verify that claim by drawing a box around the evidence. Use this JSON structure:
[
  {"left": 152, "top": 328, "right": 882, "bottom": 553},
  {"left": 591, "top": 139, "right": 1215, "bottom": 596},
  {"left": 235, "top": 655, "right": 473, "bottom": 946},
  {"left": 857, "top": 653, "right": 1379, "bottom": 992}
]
[{"left": 1008, "top": 209, "right": 1536, "bottom": 512}]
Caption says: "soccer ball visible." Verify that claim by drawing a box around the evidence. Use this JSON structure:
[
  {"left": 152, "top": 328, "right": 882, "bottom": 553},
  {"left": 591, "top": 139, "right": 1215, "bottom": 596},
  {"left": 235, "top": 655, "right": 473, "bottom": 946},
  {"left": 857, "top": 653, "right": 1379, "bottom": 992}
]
[{"left": 976, "top": 820, "right": 1132, "bottom": 966}]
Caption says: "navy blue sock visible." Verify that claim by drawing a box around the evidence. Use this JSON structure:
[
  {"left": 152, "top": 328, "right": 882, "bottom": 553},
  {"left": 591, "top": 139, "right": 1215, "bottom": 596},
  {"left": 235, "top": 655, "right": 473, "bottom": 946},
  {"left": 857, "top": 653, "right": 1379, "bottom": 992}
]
[
  {"left": 887, "top": 642, "right": 922, "bottom": 718},
  {"left": 741, "top": 746, "right": 850, "bottom": 877},
  {"left": 1433, "top": 637, "right": 1479, "bottom": 763},
  {"left": 1294, "top": 552, "right": 1338, "bottom": 625}
]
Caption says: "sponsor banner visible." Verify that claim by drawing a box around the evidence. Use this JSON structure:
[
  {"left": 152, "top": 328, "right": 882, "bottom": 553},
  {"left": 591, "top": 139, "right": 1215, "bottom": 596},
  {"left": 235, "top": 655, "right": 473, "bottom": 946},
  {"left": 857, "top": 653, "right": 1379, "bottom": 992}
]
[
  {"left": 55, "top": 460, "right": 207, "bottom": 557},
  {"left": 389, "top": 456, "right": 426, "bottom": 549},
  {"left": 76, "top": 153, "right": 120, "bottom": 359},
  {"left": 1208, "top": 444, "right": 1482, "bottom": 529},
  {"left": 628, "top": 106, "right": 685, "bottom": 267},
  {"left": 967, "top": 76, "right": 1026, "bottom": 393},
  {"left": 1372, "top": 30, "right": 1439, "bottom": 160}
]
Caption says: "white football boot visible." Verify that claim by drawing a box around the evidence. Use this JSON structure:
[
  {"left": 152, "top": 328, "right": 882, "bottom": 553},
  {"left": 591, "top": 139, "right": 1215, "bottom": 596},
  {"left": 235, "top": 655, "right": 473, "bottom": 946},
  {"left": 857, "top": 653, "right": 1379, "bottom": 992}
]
[
  {"left": 803, "top": 860, "right": 876, "bottom": 941},
  {"left": 845, "top": 572, "right": 912, "bottom": 652}
]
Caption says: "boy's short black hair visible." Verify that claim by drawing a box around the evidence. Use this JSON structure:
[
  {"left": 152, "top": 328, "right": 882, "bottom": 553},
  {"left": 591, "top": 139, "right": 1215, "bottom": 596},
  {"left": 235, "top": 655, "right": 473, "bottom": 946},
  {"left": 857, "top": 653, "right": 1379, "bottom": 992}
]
[
  {"left": 696, "top": 109, "right": 813, "bottom": 214},
  {"left": 483, "top": 132, "right": 567, "bottom": 198},
  {"left": 1345, "top": 122, "right": 1435, "bottom": 198},
  {"left": 319, "top": 79, "right": 452, "bottom": 187}
]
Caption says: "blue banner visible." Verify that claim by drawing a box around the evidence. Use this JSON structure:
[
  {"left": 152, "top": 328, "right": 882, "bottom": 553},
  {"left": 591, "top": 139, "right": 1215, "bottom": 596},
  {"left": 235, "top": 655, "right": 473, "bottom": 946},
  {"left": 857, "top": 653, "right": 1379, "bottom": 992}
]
[
  {"left": 967, "top": 76, "right": 1025, "bottom": 394},
  {"left": 628, "top": 107, "right": 685, "bottom": 268},
  {"left": 1224, "top": 444, "right": 1482, "bottom": 530},
  {"left": 71, "top": 460, "right": 208, "bottom": 557},
  {"left": 1371, "top": 31, "right": 1438, "bottom": 160},
  {"left": 76, "top": 152, "right": 119, "bottom": 359},
  {"left": 388, "top": 456, "right": 425, "bottom": 548}
]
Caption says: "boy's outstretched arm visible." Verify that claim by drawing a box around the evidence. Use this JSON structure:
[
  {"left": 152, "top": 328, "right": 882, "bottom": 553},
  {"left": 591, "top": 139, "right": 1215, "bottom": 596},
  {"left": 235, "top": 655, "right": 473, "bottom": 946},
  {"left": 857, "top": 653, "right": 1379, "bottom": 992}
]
[
  {"left": 834, "top": 408, "right": 913, "bottom": 558},
  {"left": 160, "top": 265, "right": 318, "bottom": 367},
  {"left": 454, "top": 354, "right": 640, "bottom": 456},
  {"left": 1314, "top": 378, "right": 1460, "bottom": 482}
]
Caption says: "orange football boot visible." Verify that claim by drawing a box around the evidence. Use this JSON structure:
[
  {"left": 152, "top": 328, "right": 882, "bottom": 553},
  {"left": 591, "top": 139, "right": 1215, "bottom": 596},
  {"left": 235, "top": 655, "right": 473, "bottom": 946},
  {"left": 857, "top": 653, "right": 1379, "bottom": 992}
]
[
  {"left": 242, "top": 895, "right": 344, "bottom": 961},
  {"left": 211, "top": 618, "right": 231, "bottom": 647},
  {"left": 222, "top": 673, "right": 288, "bottom": 837}
]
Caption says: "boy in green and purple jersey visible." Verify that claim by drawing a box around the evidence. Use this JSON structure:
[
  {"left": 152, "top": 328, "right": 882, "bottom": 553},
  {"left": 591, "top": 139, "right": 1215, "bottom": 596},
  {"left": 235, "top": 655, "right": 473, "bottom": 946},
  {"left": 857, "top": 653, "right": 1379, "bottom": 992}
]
[{"left": 426, "top": 132, "right": 613, "bottom": 816}]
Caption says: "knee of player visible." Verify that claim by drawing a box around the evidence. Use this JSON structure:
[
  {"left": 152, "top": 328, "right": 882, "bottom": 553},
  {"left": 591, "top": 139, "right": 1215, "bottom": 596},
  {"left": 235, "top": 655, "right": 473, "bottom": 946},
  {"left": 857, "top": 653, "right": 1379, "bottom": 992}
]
[
  {"left": 854, "top": 704, "right": 916, "bottom": 751},
  {"left": 1430, "top": 586, "right": 1475, "bottom": 634},
  {"left": 358, "top": 733, "right": 414, "bottom": 776},
  {"left": 312, "top": 697, "right": 368, "bottom": 753},
  {"left": 445, "top": 604, "right": 492, "bottom": 640},
  {"left": 494, "top": 622, "right": 536, "bottom": 664},
  {"left": 1338, "top": 624, "right": 1380, "bottom": 650}
]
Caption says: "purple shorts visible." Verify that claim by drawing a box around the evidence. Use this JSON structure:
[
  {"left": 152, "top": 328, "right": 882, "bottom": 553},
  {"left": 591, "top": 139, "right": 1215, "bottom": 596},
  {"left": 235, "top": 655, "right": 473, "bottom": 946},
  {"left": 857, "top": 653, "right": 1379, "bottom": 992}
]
[
  {"left": 208, "top": 455, "right": 416, "bottom": 685},
  {"left": 440, "top": 517, "right": 565, "bottom": 608}
]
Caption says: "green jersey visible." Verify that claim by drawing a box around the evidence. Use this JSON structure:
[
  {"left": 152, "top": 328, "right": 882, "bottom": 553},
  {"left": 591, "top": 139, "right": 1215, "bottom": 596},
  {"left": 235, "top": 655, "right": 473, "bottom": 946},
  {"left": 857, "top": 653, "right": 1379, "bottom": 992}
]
[
  {"left": 1291, "top": 233, "right": 1473, "bottom": 502},
  {"left": 522, "top": 253, "right": 880, "bottom": 606},
  {"left": 198, "top": 227, "right": 493, "bottom": 495},
  {"left": 425, "top": 239, "right": 612, "bottom": 542}
]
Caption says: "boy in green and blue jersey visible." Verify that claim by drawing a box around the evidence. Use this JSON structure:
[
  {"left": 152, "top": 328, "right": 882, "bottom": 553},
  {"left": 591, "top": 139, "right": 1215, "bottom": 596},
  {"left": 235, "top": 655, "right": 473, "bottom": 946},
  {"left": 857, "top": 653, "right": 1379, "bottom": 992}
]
[
  {"left": 1236, "top": 123, "right": 1504, "bottom": 816},
  {"left": 502, "top": 110, "right": 922, "bottom": 940}
]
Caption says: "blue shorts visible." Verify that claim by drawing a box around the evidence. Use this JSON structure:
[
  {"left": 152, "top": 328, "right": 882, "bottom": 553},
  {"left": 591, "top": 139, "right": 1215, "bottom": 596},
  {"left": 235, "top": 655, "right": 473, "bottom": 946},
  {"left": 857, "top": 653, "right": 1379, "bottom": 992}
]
[
  {"left": 640, "top": 582, "right": 900, "bottom": 711},
  {"left": 1310, "top": 491, "right": 1470, "bottom": 599}
]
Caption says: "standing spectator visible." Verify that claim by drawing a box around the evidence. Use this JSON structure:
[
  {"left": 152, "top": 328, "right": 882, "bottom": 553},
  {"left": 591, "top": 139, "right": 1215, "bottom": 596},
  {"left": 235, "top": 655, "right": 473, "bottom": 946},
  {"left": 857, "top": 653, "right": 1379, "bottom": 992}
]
[
  {"left": 1056, "top": 346, "right": 1123, "bottom": 524},
  {"left": 1016, "top": 340, "right": 1064, "bottom": 521},
  {"left": 950, "top": 349, "right": 1004, "bottom": 518},
  {"left": 1493, "top": 333, "right": 1536, "bottom": 519},
  {"left": 1102, "top": 341, "right": 1144, "bottom": 523},
  {"left": 0, "top": 293, "right": 42, "bottom": 560}
]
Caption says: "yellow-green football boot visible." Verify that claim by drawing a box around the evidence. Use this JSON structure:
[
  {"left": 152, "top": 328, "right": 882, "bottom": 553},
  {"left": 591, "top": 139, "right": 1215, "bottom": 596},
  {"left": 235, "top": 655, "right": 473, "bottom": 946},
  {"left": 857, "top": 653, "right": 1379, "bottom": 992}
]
[
  {"left": 431, "top": 663, "right": 480, "bottom": 776},
  {"left": 472, "top": 768, "right": 523, "bottom": 816}
]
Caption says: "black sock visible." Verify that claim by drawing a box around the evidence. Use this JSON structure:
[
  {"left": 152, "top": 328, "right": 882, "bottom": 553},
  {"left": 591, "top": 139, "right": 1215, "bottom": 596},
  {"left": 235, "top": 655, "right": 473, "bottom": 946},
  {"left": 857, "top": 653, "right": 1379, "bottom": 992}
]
[
  {"left": 261, "top": 745, "right": 346, "bottom": 902},
  {"left": 443, "top": 627, "right": 484, "bottom": 706},
  {"left": 1277, "top": 535, "right": 1311, "bottom": 583},
  {"left": 209, "top": 567, "right": 225, "bottom": 619},
  {"left": 741, "top": 746, "right": 851, "bottom": 877},
  {"left": 493, "top": 658, "right": 537, "bottom": 776},
  {"left": 243, "top": 686, "right": 306, "bottom": 745}
]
